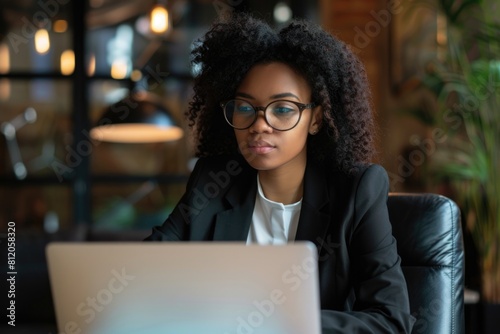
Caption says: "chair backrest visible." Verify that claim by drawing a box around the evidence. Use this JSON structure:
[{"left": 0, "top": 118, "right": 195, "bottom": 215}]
[{"left": 387, "top": 193, "right": 465, "bottom": 334}]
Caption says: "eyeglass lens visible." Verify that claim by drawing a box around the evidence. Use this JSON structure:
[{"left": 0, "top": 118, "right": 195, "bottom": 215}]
[{"left": 224, "top": 100, "right": 301, "bottom": 130}]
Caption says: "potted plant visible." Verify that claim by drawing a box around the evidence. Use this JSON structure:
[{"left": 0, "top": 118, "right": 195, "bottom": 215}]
[{"left": 412, "top": 0, "right": 499, "bottom": 329}]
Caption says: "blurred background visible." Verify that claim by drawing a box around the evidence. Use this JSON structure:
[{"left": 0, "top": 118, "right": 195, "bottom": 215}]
[
  {"left": 0, "top": 0, "right": 499, "bottom": 332},
  {"left": 0, "top": 0, "right": 469, "bottom": 232}
]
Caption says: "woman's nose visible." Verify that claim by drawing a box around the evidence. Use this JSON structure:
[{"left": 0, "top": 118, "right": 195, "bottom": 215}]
[{"left": 249, "top": 110, "right": 272, "bottom": 133}]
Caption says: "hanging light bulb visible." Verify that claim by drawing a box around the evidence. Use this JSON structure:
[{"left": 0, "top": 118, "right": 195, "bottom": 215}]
[
  {"left": 35, "top": 28, "right": 51, "bottom": 54},
  {"left": 0, "top": 43, "right": 10, "bottom": 100},
  {"left": 110, "top": 59, "right": 129, "bottom": 79},
  {"left": 0, "top": 43, "right": 9, "bottom": 74},
  {"left": 60, "top": 50, "right": 75, "bottom": 75},
  {"left": 274, "top": 2, "right": 293, "bottom": 23},
  {"left": 53, "top": 20, "right": 68, "bottom": 33},
  {"left": 150, "top": 3, "right": 169, "bottom": 34},
  {"left": 88, "top": 53, "right": 96, "bottom": 76}
]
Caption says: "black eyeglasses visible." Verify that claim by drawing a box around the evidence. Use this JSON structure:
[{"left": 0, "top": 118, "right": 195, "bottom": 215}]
[{"left": 221, "top": 99, "right": 316, "bottom": 131}]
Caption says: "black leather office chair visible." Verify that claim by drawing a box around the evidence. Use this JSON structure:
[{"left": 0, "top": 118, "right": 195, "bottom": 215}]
[{"left": 388, "top": 193, "right": 465, "bottom": 334}]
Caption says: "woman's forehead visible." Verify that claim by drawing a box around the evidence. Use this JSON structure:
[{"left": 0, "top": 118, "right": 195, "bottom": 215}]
[{"left": 236, "top": 62, "right": 311, "bottom": 101}]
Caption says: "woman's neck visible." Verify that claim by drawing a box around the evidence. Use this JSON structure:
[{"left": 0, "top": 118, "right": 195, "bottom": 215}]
[{"left": 258, "top": 159, "right": 306, "bottom": 205}]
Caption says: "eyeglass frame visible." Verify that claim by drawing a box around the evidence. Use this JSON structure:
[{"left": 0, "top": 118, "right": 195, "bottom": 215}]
[{"left": 220, "top": 98, "right": 317, "bottom": 131}]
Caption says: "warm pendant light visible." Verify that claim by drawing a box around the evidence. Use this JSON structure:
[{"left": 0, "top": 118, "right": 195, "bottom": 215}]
[
  {"left": 150, "top": 3, "right": 169, "bottom": 34},
  {"left": 60, "top": 50, "right": 75, "bottom": 75},
  {"left": 0, "top": 43, "right": 10, "bottom": 73},
  {"left": 90, "top": 91, "right": 183, "bottom": 144},
  {"left": 35, "top": 28, "right": 50, "bottom": 54}
]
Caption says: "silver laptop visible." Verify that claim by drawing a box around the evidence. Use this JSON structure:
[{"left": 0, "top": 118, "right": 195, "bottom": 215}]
[{"left": 46, "top": 242, "right": 321, "bottom": 334}]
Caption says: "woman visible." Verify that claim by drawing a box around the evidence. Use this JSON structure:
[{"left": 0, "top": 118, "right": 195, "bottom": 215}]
[{"left": 145, "top": 13, "right": 415, "bottom": 333}]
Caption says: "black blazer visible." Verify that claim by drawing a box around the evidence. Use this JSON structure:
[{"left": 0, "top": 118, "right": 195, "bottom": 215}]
[{"left": 145, "top": 155, "right": 415, "bottom": 333}]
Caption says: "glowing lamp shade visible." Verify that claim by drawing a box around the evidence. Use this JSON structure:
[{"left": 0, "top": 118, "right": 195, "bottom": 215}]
[{"left": 90, "top": 92, "right": 184, "bottom": 143}]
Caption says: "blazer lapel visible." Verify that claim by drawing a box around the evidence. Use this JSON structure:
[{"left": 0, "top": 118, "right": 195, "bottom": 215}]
[
  {"left": 295, "top": 159, "right": 332, "bottom": 255},
  {"left": 212, "top": 165, "right": 257, "bottom": 241},
  {"left": 209, "top": 156, "right": 333, "bottom": 248}
]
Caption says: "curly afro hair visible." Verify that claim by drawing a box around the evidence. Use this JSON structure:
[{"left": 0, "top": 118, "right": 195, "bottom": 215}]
[{"left": 187, "top": 13, "right": 375, "bottom": 174}]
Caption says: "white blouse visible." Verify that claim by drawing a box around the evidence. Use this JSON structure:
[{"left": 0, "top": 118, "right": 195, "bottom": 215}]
[{"left": 246, "top": 175, "right": 302, "bottom": 245}]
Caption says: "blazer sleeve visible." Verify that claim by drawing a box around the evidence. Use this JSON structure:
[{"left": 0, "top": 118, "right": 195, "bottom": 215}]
[{"left": 321, "top": 165, "right": 416, "bottom": 333}]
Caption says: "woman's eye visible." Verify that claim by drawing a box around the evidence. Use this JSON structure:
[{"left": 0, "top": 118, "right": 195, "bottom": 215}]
[
  {"left": 273, "top": 106, "right": 295, "bottom": 114},
  {"left": 236, "top": 106, "right": 254, "bottom": 113}
]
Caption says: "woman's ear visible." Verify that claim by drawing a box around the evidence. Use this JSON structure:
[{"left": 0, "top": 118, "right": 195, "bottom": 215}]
[{"left": 309, "top": 106, "right": 323, "bottom": 135}]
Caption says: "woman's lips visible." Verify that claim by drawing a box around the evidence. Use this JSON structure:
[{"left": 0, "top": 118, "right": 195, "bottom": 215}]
[
  {"left": 249, "top": 146, "right": 275, "bottom": 154},
  {"left": 247, "top": 140, "right": 276, "bottom": 154}
]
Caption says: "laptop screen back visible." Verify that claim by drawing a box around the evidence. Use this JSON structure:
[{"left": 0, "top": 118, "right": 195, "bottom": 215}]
[{"left": 46, "top": 242, "right": 321, "bottom": 334}]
